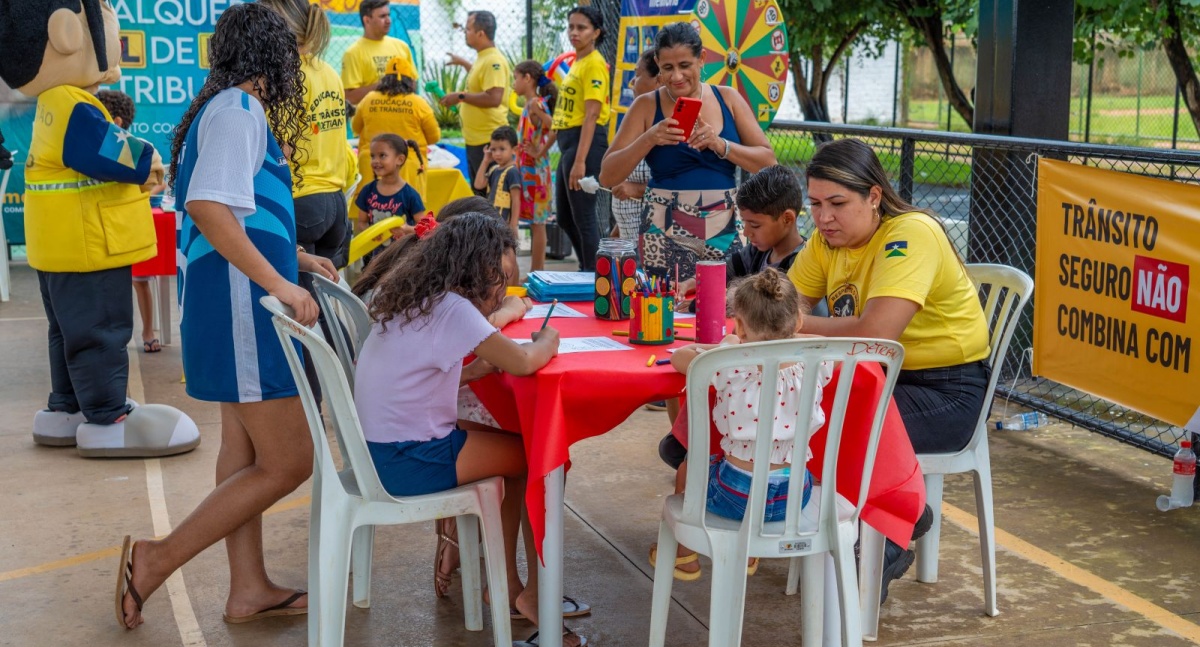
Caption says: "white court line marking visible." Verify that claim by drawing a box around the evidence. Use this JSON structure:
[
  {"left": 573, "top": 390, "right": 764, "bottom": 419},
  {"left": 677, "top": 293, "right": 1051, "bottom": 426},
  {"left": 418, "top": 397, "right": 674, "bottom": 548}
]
[
  {"left": 128, "top": 345, "right": 207, "bottom": 647},
  {"left": 0, "top": 316, "right": 50, "bottom": 322}
]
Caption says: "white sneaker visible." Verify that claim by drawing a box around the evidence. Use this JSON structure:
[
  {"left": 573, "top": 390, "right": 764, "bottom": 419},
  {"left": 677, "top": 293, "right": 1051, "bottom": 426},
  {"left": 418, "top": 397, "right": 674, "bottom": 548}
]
[{"left": 77, "top": 404, "right": 200, "bottom": 458}]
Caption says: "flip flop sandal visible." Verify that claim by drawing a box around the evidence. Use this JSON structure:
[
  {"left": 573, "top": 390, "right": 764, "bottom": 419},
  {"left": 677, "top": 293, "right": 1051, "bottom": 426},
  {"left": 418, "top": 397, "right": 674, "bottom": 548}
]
[
  {"left": 114, "top": 535, "right": 144, "bottom": 629},
  {"left": 513, "top": 627, "right": 588, "bottom": 647},
  {"left": 222, "top": 590, "right": 308, "bottom": 624},
  {"left": 510, "top": 595, "right": 592, "bottom": 620},
  {"left": 649, "top": 545, "right": 702, "bottom": 581},
  {"left": 434, "top": 518, "right": 461, "bottom": 599},
  {"left": 746, "top": 557, "right": 760, "bottom": 576},
  {"left": 143, "top": 339, "right": 161, "bottom": 353}
]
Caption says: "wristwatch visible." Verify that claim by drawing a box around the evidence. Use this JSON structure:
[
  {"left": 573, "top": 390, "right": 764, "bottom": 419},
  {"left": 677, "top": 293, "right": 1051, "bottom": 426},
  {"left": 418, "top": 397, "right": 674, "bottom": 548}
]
[{"left": 457, "top": 93, "right": 466, "bottom": 102}]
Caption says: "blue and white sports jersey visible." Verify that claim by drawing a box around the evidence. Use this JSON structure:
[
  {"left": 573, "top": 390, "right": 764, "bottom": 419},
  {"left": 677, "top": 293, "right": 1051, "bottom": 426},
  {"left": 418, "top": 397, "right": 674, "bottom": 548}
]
[{"left": 175, "top": 88, "right": 299, "bottom": 403}]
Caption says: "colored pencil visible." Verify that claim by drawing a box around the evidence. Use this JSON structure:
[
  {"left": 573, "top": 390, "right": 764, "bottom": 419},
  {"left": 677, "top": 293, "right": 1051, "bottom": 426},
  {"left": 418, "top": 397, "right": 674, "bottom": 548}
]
[
  {"left": 676, "top": 322, "right": 694, "bottom": 328},
  {"left": 540, "top": 299, "right": 557, "bottom": 331},
  {"left": 613, "top": 330, "right": 630, "bottom": 337},
  {"left": 675, "top": 335, "right": 696, "bottom": 341},
  {"left": 646, "top": 355, "right": 657, "bottom": 367},
  {"left": 655, "top": 358, "right": 673, "bottom": 365}
]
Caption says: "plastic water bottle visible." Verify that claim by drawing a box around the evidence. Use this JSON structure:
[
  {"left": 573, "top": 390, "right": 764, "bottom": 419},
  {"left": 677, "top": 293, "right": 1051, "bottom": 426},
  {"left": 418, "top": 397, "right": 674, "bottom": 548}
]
[
  {"left": 1164, "top": 441, "right": 1196, "bottom": 510},
  {"left": 995, "top": 411, "right": 1048, "bottom": 431}
]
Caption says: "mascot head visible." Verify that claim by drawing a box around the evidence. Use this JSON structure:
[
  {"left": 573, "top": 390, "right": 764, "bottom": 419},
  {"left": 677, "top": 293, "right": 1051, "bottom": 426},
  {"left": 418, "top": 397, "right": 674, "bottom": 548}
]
[{"left": 0, "top": 0, "right": 122, "bottom": 96}]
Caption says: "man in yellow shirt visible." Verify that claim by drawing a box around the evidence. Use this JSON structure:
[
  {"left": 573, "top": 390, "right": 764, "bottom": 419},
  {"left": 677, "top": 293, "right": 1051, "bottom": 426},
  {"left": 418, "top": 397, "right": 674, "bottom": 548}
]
[
  {"left": 342, "top": 0, "right": 415, "bottom": 106},
  {"left": 440, "top": 10, "right": 510, "bottom": 186}
]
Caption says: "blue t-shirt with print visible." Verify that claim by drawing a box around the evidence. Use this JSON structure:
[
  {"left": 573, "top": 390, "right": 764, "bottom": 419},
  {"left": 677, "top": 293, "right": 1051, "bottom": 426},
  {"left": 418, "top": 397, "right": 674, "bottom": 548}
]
[{"left": 355, "top": 180, "right": 425, "bottom": 226}]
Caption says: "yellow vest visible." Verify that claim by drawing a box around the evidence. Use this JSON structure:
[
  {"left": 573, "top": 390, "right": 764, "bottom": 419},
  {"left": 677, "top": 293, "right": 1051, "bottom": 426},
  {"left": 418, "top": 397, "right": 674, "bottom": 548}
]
[{"left": 24, "top": 86, "right": 155, "bottom": 272}]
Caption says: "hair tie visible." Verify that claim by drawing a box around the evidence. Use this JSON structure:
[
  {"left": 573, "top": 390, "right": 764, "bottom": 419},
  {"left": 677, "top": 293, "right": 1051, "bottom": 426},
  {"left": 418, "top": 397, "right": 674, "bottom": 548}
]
[
  {"left": 415, "top": 214, "right": 439, "bottom": 239},
  {"left": 537, "top": 75, "right": 551, "bottom": 88}
]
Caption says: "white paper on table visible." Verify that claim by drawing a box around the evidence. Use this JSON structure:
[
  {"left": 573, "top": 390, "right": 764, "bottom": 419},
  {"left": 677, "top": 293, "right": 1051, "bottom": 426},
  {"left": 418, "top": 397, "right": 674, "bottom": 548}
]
[
  {"left": 674, "top": 312, "right": 695, "bottom": 319},
  {"left": 529, "top": 271, "right": 594, "bottom": 285},
  {"left": 520, "top": 336, "right": 633, "bottom": 354},
  {"left": 523, "top": 303, "right": 588, "bottom": 319}
]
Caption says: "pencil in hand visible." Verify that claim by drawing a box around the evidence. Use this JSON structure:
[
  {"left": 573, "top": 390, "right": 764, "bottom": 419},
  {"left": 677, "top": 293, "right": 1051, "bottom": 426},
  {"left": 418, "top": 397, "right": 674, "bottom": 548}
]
[{"left": 540, "top": 299, "right": 558, "bottom": 331}]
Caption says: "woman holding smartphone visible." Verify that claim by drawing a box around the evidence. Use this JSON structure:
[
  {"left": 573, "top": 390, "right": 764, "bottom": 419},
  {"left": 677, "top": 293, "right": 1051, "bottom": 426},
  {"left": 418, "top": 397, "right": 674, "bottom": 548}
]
[
  {"left": 551, "top": 6, "right": 611, "bottom": 272},
  {"left": 600, "top": 22, "right": 775, "bottom": 282}
]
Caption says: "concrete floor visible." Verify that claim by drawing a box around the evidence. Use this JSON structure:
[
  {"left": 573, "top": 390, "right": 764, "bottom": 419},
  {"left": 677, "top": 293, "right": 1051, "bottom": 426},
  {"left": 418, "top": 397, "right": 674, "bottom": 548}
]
[{"left": 2, "top": 259, "right": 1199, "bottom": 647}]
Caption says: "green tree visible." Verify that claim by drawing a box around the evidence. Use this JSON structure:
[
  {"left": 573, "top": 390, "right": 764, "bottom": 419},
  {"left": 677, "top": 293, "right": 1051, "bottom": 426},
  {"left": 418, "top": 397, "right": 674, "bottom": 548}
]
[
  {"left": 1076, "top": 0, "right": 1200, "bottom": 138},
  {"left": 882, "top": 0, "right": 976, "bottom": 128},
  {"left": 778, "top": 0, "right": 902, "bottom": 122}
]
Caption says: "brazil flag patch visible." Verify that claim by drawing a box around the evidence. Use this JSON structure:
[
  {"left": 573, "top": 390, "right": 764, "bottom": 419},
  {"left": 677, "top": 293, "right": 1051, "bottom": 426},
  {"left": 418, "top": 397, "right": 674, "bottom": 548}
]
[{"left": 884, "top": 240, "right": 908, "bottom": 258}]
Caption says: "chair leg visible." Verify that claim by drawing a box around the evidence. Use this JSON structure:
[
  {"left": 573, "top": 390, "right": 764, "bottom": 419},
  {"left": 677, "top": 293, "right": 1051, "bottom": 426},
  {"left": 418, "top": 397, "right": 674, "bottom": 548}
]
[
  {"left": 833, "top": 528, "right": 863, "bottom": 647},
  {"left": 457, "top": 514, "right": 484, "bottom": 631},
  {"left": 858, "top": 524, "right": 885, "bottom": 642},
  {"left": 307, "top": 483, "right": 324, "bottom": 647},
  {"left": 800, "top": 553, "right": 824, "bottom": 647},
  {"left": 648, "top": 522, "right": 677, "bottom": 647},
  {"left": 350, "top": 525, "right": 375, "bottom": 609},
  {"left": 915, "top": 474, "right": 945, "bottom": 584},
  {"left": 317, "top": 517, "right": 354, "bottom": 647},
  {"left": 477, "top": 483, "right": 513, "bottom": 646},
  {"left": 706, "top": 536, "right": 749, "bottom": 647},
  {"left": 786, "top": 556, "right": 802, "bottom": 595},
  {"left": 974, "top": 448, "right": 1000, "bottom": 617}
]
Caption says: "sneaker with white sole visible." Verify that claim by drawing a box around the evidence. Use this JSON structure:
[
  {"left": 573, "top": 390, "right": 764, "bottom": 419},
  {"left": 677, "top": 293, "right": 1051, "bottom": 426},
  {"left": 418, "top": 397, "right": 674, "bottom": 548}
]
[{"left": 77, "top": 404, "right": 200, "bottom": 458}]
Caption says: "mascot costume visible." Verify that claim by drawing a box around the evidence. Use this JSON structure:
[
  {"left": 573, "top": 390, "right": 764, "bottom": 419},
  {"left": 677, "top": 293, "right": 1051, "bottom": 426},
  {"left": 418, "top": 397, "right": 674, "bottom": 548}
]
[{"left": 0, "top": 0, "right": 200, "bottom": 457}]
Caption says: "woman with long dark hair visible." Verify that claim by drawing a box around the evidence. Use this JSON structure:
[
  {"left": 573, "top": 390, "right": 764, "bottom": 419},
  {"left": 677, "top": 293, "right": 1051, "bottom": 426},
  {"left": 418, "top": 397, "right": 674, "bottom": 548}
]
[
  {"left": 550, "top": 5, "right": 611, "bottom": 272},
  {"left": 115, "top": 3, "right": 337, "bottom": 629}
]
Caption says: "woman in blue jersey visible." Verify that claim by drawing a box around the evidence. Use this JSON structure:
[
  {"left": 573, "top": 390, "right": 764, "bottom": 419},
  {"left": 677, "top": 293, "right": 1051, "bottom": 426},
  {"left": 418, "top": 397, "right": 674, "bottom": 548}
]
[{"left": 116, "top": 4, "right": 337, "bottom": 630}]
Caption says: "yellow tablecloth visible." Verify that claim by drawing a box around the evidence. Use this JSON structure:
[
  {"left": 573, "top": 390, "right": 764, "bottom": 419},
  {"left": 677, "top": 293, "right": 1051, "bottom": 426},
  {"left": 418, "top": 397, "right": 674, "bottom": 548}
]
[{"left": 425, "top": 167, "right": 474, "bottom": 216}]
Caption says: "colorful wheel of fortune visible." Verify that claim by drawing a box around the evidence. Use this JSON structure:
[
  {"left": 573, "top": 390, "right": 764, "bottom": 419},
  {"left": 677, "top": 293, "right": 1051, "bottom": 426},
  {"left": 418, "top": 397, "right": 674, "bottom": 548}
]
[{"left": 692, "top": 0, "right": 789, "bottom": 130}]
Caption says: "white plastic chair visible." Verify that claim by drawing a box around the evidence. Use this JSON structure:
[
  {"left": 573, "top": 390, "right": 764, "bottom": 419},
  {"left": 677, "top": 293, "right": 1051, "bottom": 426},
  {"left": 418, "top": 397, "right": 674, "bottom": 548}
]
[
  {"left": 309, "top": 272, "right": 371, "bottom": 391},
  {"left": 648, "top": 338, "right": 904, "bottom": 647},
  {"left": 261, "top": 296, "right": 513, "bottom": 647},
  {"left": 909, "top": 264, "right": 1033, "bottom": 616}
]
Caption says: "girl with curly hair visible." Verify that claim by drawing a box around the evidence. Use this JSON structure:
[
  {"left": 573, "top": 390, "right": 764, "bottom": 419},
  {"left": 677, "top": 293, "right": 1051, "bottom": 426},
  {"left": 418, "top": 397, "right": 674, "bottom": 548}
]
[
  {"left": 116, "top": 3, "right": 338, "bottom": 630},
  {"left": 355, "top": 214, "right": 575, "bottom": 641}
]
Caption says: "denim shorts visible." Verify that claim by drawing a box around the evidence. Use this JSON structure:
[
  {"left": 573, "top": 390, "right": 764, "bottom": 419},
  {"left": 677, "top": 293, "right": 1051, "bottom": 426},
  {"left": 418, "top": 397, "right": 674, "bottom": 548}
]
[
  {"left": 706, "top": 456, "right": 812, "bottom": 522},
  {"left": 367, "top": 428, "right": 467, "bottom": 497}
]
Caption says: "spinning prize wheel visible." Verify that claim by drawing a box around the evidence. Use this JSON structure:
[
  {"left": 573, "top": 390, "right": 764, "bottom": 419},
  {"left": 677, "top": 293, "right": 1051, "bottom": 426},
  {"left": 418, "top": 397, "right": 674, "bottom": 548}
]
[{"left": 692, "top": 0, "right": 789, "bottom": 130}]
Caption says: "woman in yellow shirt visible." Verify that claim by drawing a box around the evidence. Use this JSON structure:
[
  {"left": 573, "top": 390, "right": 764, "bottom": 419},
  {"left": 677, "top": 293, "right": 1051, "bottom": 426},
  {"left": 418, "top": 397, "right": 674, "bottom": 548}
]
[
  {"left": 351, "top": 55, "right": 440, "bottom": 204},
  {"left": 262, "top": 0, "right": 352, "bottom": 267},
  {"left": 550, "top": 6, "right": 611, "bottom": 272},
  {"left": 787, "top": 138, "right": 988, "bottom": 595}
]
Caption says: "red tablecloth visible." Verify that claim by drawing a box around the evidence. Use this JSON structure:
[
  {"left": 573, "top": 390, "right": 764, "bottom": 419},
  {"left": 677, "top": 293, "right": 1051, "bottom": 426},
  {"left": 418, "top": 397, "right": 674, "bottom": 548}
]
[
  {"left": 671, "top": 363, "right": 926, "bottom": 546},
  {"left": 471, "top": 316, "right": 926, "bottom": 557}
]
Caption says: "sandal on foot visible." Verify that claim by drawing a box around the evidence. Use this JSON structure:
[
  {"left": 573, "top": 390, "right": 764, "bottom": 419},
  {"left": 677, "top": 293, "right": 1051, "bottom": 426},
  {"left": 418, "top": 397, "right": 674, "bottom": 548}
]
[
  {"left": 143, "top": 339, "right": 161, "bottom": 353},
  {"left": 649, "top": 545, "right": 702, "bottom": 581},
  {"left": 222, "top": 590, "right": 308, "bottom": 624},
  {"left": 747, "top": 557, "right": 760, "bottom": 576},
  {"left": 513, "top": 627, "right": 588, "bottom": 647},
  {"left": 114, "top": 535, "right": 144, "bottom": 629},
  {"left": 510, "top": 595, "right": 592, "bottom": 621},
  {"left": 434, "top": 518, "right": 461, "bottom": 599}
]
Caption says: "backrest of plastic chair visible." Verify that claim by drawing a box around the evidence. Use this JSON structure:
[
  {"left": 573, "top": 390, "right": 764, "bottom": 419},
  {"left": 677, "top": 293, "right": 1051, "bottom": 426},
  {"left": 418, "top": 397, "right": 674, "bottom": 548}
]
[
  {"left": 965, "top": 264, "right": 1034, "bottom": 433},
  {"left": 261, "top": 296, "right": 395, "bottom": 504},
  {"left": 310, "top": 272, "right": 372, "bottom": 389},
  {"left": 682, "top": 338, "right": 904, "bottom": 547}
]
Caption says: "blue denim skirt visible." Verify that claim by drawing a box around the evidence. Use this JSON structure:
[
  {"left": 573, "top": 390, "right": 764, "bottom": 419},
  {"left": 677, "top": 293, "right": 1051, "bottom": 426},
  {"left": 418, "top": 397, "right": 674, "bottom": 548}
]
[
  {"left": 706, "top": 456, "right": 812, "bottom": 522},
  {"left": 368, "top": 428, "right": 468, "bottom": 497}
]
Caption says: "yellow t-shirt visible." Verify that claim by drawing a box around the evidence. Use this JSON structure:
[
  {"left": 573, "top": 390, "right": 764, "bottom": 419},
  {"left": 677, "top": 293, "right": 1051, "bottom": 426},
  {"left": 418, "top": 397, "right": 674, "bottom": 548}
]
[
  {"left": 788, "top": 212, "right": 990, "bottom": 370},
  {"left": 341, "top": 36, "right": 415, "bottom": 92},
  {"left": 461, "top": 47, "right": 512, "bottom": 146},
  {"left": 351, "top": 91, "right": 441, "bottom": 200},
  {"left": 552, "top": 50, "right": 611, "bottom": 131},
  {"left": 295, "top": 56, "right": 349, "bottom": 198}
]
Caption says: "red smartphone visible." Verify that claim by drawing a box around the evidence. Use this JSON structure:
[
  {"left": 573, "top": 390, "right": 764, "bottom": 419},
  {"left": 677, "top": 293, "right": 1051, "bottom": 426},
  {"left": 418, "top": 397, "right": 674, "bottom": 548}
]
[{"left": 671, "top": 96, "right": 703, "bottom": 140}]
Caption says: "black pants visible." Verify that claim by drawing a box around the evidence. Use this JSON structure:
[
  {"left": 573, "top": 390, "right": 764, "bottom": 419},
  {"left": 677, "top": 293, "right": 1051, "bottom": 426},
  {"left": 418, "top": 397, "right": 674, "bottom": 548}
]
[
  {"left": 295, "top": 190, "right": 350, "bottom": 268},
  {"left": 555, "top": 125, "right": 608, "bottom": 272},
  {"left": 893, "top": 360, "right": 991, "bottom": 454},
  {"left": 467, "top": 144, "right": 488, "bottom": 197},
  {"left": 38, "top": 267, "right": 133, "bottom": 424}
]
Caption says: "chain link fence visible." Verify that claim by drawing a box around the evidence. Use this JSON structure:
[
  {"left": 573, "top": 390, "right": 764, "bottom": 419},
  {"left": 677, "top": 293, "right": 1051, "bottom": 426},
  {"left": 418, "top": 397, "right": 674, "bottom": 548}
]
[{"left": 768, "top": 119, "right": 1197, "bottom": 458}]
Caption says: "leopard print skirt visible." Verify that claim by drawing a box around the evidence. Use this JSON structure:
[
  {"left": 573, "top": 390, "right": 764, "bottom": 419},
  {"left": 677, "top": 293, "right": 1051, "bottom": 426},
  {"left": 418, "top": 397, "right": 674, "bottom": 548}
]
[{"left": 638, "top": 187, "right": 743, "bottom": 281}]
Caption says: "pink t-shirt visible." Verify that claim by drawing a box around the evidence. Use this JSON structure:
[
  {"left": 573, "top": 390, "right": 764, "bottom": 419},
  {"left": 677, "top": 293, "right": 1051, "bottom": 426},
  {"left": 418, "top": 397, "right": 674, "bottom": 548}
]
[{"left": 355, "top": 292, "right": 498, "bottom": 443}]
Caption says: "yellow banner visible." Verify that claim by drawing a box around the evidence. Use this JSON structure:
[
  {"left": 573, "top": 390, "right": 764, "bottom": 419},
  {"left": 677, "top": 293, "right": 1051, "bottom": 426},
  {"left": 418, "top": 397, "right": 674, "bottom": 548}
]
[{"left": 1034, "top": 159, "right": 1200, "bottom": 431}]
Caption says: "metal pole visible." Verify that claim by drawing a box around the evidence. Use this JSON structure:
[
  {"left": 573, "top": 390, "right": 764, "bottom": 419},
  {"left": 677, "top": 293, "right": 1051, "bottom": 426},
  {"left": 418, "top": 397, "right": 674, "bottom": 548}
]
[
  {"left": 892, "top": 41, "right": 900, "bottom": 127},
  {"left": 899, "top": 137, "right": 915, "bottom": 202},
  {"left": 525, "top": 0, "right": 533, "bottom": 59},
  {"left": 1172, "top": 82, "right": 1182, "bottom": 149},
  {"left": 842, "top": 59, "right": 850, "bottom": 124},
  {"left": 1084, "top": 27, "right": 1096, "bottom": 142},
  {"left": 946, "top": 29, "right": 955, "bottom": 131},
  {"left": 1135, "top": 48, "right": 1142, "bottom": 141}
]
